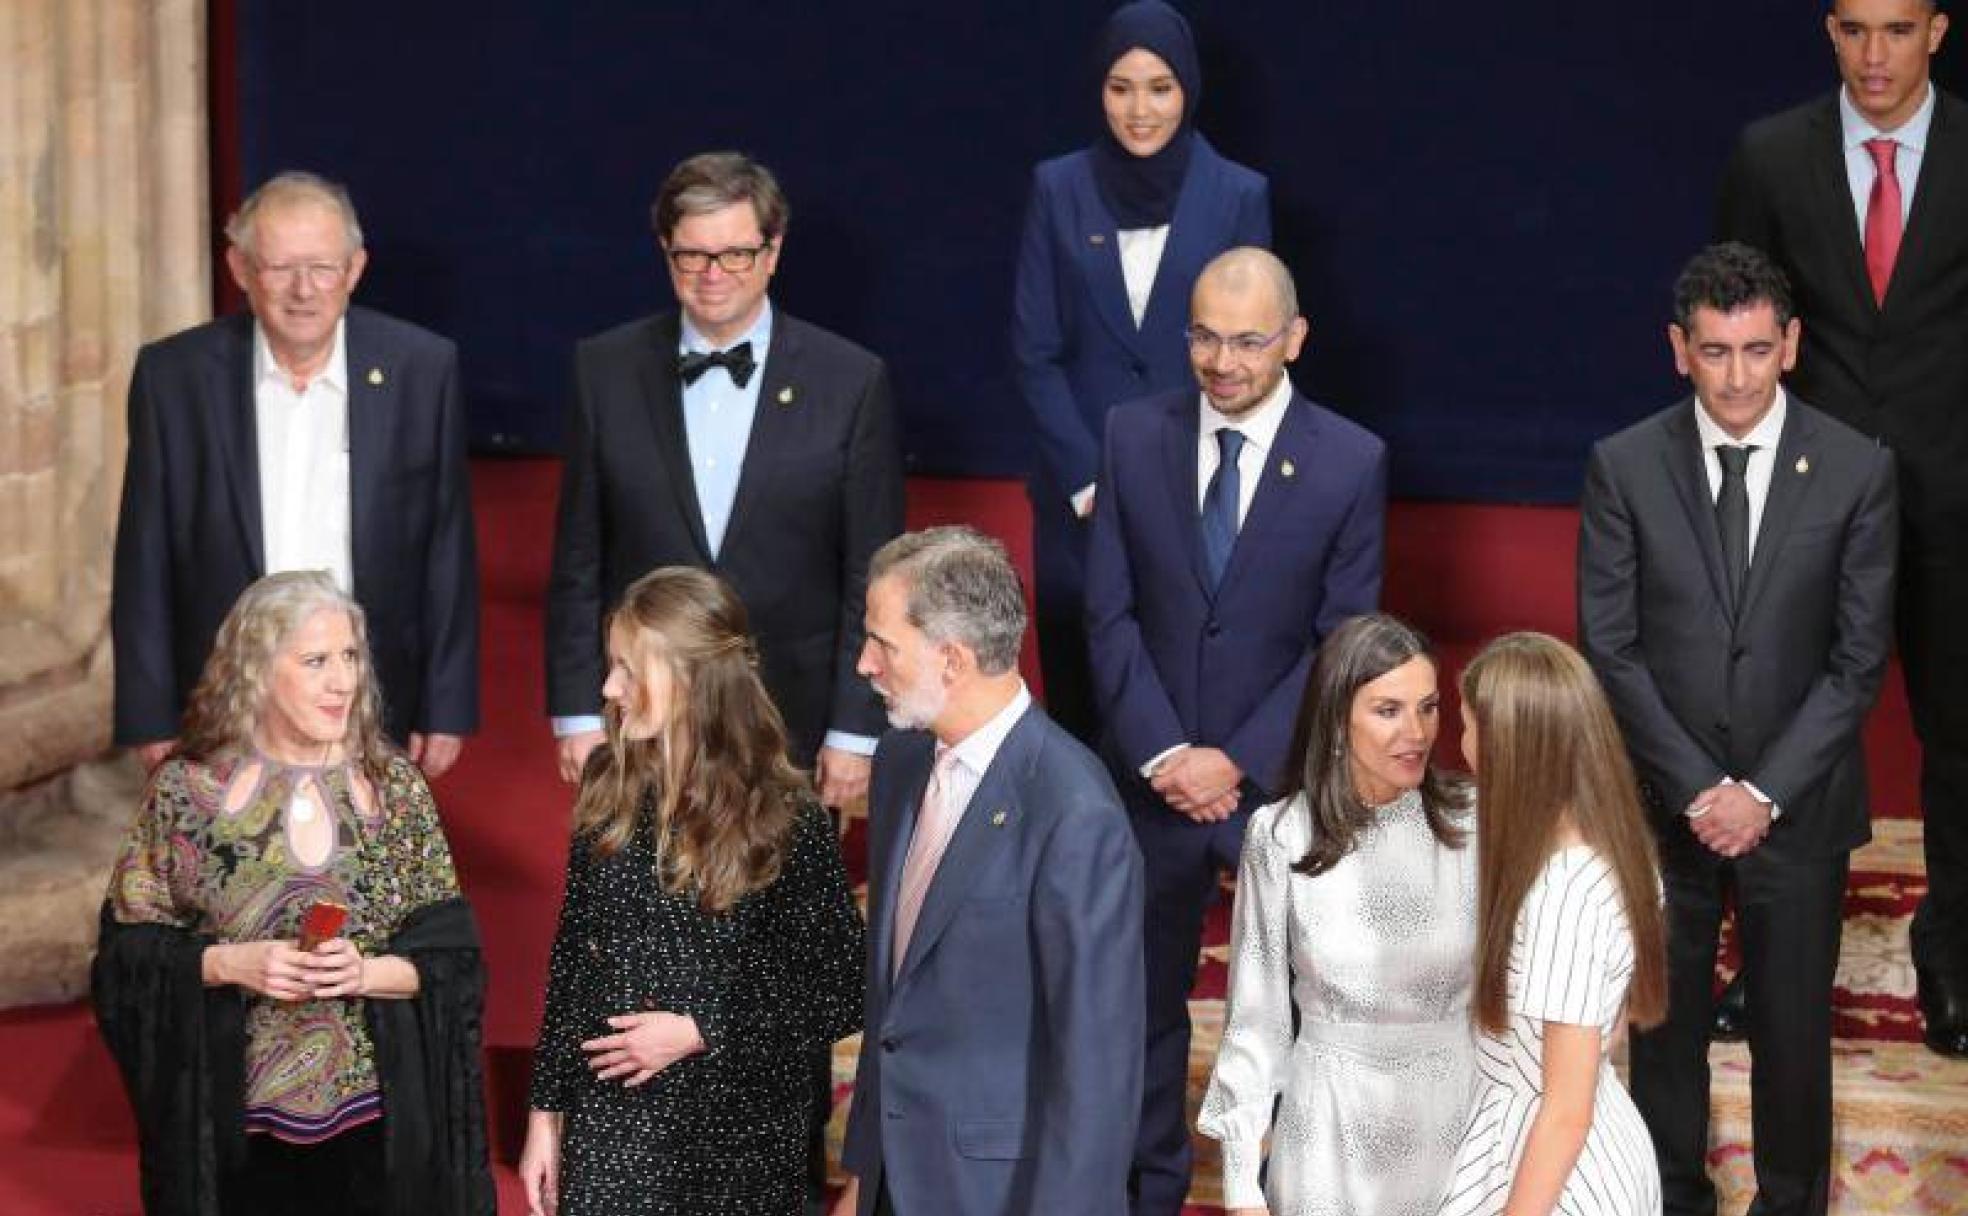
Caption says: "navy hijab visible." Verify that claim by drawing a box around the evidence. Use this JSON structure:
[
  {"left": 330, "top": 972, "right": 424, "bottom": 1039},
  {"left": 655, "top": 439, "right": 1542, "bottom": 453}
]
[{"left": 1088, "top": 0, "right": 1201, "bottom": 229}]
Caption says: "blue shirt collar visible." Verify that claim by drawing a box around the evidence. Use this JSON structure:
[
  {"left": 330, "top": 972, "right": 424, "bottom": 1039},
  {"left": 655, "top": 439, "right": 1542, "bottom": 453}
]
[{"left": 680, "top": 298, "right": 774, "bottom": 355}]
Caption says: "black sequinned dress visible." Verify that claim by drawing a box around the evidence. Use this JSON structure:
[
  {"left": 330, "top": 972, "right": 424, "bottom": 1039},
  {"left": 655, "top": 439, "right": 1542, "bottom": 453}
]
[{"left": 530, "top": 799, "right": 865, "bottom": 1215}]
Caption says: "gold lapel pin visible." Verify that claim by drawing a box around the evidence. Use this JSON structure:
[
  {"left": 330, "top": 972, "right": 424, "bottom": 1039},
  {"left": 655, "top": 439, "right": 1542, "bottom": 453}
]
[
  {"left": 777, "top": 386, "right": 795, "bottom": 406},
  {"left": 1088, "top": 233, "right": 1106, "bottom": 246},
  {"left": 1280, "top": 459, "right": 1297, "bottom": 479},
  {"left": 1795, "top": 456, "right": 1810, "bottom": 475},
  {"left": 366, "top": 368, "right": 384, "bottom": 386},
  {"left": 990, "top": 810, "right": 1008, "bottom": 828}
]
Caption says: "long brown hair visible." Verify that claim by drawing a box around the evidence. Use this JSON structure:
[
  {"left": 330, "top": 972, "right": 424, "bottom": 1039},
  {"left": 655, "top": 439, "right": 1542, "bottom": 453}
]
[
  {"left": 1459, "top": 632, "right": 1667, "bottom": 1034},
  {"left": 178, "top": 571, "right": 393, "bottom": 786},
  {"left": 1279, "top": 614, "right": 1469, "bottom": 876},
  {"left": 572, "top": 567, "right": 806, "bottom": 913}
]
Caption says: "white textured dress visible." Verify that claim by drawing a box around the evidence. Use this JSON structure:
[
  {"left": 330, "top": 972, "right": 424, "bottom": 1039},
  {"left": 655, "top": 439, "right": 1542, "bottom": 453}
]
[
  {"left": 1435, "top": 845, "right": 1661, "bottom": 1216},
  {"left": 1198, "top": 789, "right": 1479, "bottom": 1216}
]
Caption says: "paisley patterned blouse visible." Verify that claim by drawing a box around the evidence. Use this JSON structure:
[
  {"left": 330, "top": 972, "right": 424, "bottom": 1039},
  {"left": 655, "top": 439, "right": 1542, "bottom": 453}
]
[{"left": 108, "top": 750, "right": 462, "bottom": 1143}]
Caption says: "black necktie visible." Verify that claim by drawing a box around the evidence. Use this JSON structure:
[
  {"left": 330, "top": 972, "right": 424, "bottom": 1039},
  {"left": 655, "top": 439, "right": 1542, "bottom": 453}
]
[
  {"left": 1715, "top": 444, "right": 1756, "bottom": 606},
  {"left": 676, "top": 341, "right": 756, "bottom": 388},
  {"left": 1201, "top": 428, "right": 1246, "bottom": 587}
]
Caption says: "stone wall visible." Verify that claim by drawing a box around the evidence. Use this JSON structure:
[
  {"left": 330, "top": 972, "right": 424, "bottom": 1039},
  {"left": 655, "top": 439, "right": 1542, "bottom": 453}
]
[{"left": 0, "top": 0, "right": 209, "bottom": 1007}]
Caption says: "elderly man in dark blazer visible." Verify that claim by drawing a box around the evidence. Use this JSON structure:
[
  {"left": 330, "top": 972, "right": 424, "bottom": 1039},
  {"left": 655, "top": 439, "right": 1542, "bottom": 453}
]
[
  {"left": 545, "top": 151, "right": 904, "bottom": 800},
  {"left": 1580, "top": 243, "right": 1898, "bottom": 1216},
  {"left": 1715, "top": 0, "right": 1968, "bottom": 1057},
  {"left": 838, "top": 527, "right": 1144, "bottom": 1216},
  {"left": 112, "top": 171, "right": 479, "bottom": 776},
  {"left": 1085, "top": 247, "right": 1385, "bottom": 1215}
]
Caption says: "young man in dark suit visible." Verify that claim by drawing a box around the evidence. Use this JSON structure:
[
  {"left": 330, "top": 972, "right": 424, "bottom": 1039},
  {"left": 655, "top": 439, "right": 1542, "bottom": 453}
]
[
  {"left": 544, "top": 151, "right": 904, "bottom": 801},
  {"left": 1084, "top": 247, "right": 1386, "bottom": 1215},
  {"left": 1579, "top": 243, "right": 1899, "bottom": 1216},
  {"left": 1715, "top": 0, "right": 1968, "bottom": 1057},
  {"left": 112, "top": 171, "right": 479, "bottom": 776}
]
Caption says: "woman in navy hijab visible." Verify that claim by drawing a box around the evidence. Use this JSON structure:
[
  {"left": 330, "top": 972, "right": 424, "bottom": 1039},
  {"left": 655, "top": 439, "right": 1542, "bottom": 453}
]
[{"left": 1011, "top": 0, "right": 1271, "bottom": 747}]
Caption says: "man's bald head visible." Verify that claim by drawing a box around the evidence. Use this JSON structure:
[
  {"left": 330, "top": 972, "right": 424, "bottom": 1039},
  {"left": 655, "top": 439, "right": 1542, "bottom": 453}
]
[
  {"left": 1187, "top": 247, "right": 1308, "bottom": 418},
  {"left": 1194, "top": 247, "right": 1299, "bottom": 326}
]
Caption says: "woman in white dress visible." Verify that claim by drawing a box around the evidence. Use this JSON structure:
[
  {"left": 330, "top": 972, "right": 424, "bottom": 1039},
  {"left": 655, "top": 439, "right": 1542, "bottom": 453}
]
[
  {"left": 1199, "top": 613, "right": 1478, "bottom": 1216},
  {"left": 1437, "top": 633, "right": 1668, "bottom": 1216}
]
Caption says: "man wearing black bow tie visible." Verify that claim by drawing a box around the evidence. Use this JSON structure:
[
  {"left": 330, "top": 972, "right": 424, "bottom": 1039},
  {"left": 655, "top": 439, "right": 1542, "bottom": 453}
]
[{"left": 545, "top": 151, "right": 904, "bottom": 803}]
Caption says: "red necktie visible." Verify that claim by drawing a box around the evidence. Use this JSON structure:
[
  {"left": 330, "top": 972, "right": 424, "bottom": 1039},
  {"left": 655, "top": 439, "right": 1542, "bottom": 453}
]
[{"left": 1864, "top": 138, "right": 1903, "bottom": 306}]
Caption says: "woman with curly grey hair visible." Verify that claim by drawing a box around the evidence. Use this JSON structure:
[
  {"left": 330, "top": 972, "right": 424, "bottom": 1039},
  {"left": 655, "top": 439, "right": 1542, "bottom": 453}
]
[{"left": 93, "top": 570, "right": 492, "bottom": 1216}]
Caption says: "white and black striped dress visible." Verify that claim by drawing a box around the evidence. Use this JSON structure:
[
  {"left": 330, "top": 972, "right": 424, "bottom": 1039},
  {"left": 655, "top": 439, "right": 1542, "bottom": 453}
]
[{"left": 1437, "top": 845, "right": 1661, "bottom": 1216}]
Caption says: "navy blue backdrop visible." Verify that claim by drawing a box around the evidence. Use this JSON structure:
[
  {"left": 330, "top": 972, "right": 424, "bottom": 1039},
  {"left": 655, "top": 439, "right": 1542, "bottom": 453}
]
[{"left": 232, "top": 2, "right": 1961, "bottom": 502}]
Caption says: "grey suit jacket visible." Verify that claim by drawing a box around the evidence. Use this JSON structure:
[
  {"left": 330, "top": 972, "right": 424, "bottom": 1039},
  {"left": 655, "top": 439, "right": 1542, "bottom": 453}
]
[{"left": 1577, "top": 395, "right": 1898, "bottom": 866}]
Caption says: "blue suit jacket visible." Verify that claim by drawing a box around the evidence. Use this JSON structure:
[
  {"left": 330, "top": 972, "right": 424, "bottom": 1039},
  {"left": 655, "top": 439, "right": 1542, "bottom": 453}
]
[
  {"left": 1012, "top": 138, "right": 1269, "bottom": 596},
  {"left": 842, "top": 704, "right": 1144, "bottom": 1216},
  {"left": 1085, "top": 387, "right": 1387, "bottom": 802}
]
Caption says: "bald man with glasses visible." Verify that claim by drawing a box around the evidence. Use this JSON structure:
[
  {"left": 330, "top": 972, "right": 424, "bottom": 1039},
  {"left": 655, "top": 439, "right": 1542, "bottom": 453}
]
[{"left": 1084, "top": 247, "right": 1387, "bottom": 1214}]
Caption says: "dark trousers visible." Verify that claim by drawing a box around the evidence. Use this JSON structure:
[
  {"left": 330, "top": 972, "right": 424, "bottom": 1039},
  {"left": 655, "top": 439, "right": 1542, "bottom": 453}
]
[
  {"left": 1630, "top": 841, "right": 1848, "bottom": 1216},
  {"left": 223, "top": 1120, "right": 386, "bottom": 1216},
  {"left": 1034, "top": 580, "right": 1100, "bottom": 747},
  {"left": 1903, "top": 551, "right": 1968, "bottom": 979},
  {"left": 1125, "top": 794, "right": 1251, "bottom": 1216}
]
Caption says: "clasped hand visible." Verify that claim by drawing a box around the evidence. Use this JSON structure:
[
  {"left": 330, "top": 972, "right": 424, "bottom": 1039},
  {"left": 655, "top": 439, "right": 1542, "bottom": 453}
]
[
  {"left": 1152, "top": 747, "right": 1243, "bottom": 822},
  {"left": 581, "top": 1011, "right": 705, "bottom": 1087},
  {"left": 214, "top": 937, "right": 366, "bottom": 1001},
  {"left": 1686, "top": 782, "right": 1772, "bottom": 858}
]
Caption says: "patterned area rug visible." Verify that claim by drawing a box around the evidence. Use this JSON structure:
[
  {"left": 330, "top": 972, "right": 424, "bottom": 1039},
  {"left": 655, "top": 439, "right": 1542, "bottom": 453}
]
[{"left": 827, "top": 813, "right": 1968, "bottom": 1214}]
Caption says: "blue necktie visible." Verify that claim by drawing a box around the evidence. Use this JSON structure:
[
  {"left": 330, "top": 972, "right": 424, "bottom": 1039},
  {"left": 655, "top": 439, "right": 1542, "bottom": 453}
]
[{"left": 1201, "top": 428, "right": 1246, "bottom": 586}]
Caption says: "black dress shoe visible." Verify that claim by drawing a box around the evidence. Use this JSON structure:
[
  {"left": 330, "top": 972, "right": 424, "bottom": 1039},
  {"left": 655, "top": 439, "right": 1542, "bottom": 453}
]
[
  {"left": 1710, "top": 973, "right": 1749, "bottom": 1042},
  {"left": 1917, "top": 966, "right": 1968, "bottom": 1058}
]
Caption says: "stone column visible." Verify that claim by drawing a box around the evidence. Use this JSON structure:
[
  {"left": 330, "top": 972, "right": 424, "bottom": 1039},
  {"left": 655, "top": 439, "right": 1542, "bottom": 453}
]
[{"left": 0, "top": 0, "right": 209, "bottom": 1007}]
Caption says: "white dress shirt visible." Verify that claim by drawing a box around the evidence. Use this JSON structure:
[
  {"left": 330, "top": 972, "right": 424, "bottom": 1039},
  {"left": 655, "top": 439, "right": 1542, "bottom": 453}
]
[
  {"left": 253, "top": 320, "right": 353, "bottom": 592},
  {"left": 1841, "top": 83, "right": 1933, "bottom": 233},
  {"left": 1116, "top": 225, "right": 1171, "bottom": 327},
  {"left": 914, "top": 681, "right": 1033, "bottom": 851},
  {"left": 1693, "top": 388, "right": 1788, "bottom": 557}
]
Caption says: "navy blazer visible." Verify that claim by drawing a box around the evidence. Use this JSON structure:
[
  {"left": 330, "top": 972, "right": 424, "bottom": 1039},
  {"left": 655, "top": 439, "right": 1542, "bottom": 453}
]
[
  {"left": 842, "top": 704, "right": 1144, "bottom": 1216},
  {"left": 1085, "top": 387, "right": 1386, "bottom": 802},
  {"left": 544, "top": 309, "right": 904, "bottom": 762},
  {"left": 1013, "top": 138, "right": 1269, "bottom": 587},
  {"left": 111, "top": 306, "right": 481, "bottom": 745}
]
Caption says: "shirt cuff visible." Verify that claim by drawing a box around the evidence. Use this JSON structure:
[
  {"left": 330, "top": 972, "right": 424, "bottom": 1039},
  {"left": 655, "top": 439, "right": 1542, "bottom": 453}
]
[
  {"left": 822, "top": 730, "right": 879, "bottom": 757},
  {"left": 1141, "top": 742, "right": 1189, "bottom": 780},
  {"left": 1736, "top": 778, "right": 1782, "bottom": 821},
  {"left": 1070, "top": 483, "right": 1097, "bottom": 518},
  {"left": 552, "top": 714, "right": 605, "bottom": 738}
]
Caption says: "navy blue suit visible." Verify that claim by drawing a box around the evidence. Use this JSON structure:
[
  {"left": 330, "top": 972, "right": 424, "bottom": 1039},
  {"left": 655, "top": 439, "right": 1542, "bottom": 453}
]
[
  {"left": 1085, "top": 386, "right": 1385, "bottom": 1213},
  {"left": 112, "top": 307, "right": 480, "bottom": 746},
  {"left": 842, "top": 703, "right": 1144, "bottom": 1216},
  {"left": 1012, "top": 138, "right": 1269, "bottom": 740}
]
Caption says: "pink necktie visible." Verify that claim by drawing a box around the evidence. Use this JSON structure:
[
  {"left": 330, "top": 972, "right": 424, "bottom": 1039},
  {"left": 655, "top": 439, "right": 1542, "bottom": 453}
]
[
  {"left": 1864, "top": 138, "right": 1903, "bottom": 306},
  {"left": 891, "top": 747, "right": 965, "bottom": 977}
]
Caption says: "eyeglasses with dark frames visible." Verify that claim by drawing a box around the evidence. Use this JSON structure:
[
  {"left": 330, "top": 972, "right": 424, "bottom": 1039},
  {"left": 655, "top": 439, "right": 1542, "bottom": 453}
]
[{"left": 666, "top": 243, "right": 773, "bottom": 274}]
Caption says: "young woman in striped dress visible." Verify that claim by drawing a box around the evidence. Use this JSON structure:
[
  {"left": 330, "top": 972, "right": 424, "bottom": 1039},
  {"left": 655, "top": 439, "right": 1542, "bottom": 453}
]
[{"left": 1437, "top": 633, "right": 1668, "bottom": 1216}]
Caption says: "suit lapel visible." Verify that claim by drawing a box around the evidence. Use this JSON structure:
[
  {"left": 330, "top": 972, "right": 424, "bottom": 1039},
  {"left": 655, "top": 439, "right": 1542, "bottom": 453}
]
[
  {"left": 1659, "top": 404, "right": 1735, "bottom": 619},
  {"left": 344, "top": 311, "right": 388, "bottom": 596},
  {"left": 871, "top": 733, "right": 935, "bottom": 993},
  {"left": 217, "top": 317, "right": 266, "bottom": 573},
  {"left": 1072, "top": 173, "right": 1149, "bottom": 358},
  {"left": 1808, "top": 98, "right": 1883, "bottom": 315},
  {"left": 637, "top": 315, "right": 713, "bottom": 561},
  {"left": 1737, "top": 407, "right": 1818, "bottom": 624},
  {"left": 1159, "top": 398, "right": 1212, "bottom": 595},
  {"left": 1135, "top": 151, "right": 1213, "bottom": 336},
  {"left": 1217, "top": 394, "right": 1314, "bottom": 593},
  {"left": 892, "top": 709, "right": 1035, "bottom": 989},
  {"left": 719, "top": 315, "right": 798, "bottom": 559}
]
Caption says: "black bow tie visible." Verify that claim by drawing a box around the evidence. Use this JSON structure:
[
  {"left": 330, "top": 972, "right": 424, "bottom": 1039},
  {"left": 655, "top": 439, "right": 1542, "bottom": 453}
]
[{"left": 676, "top": 342, "right": 756, "bottom": 388}]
